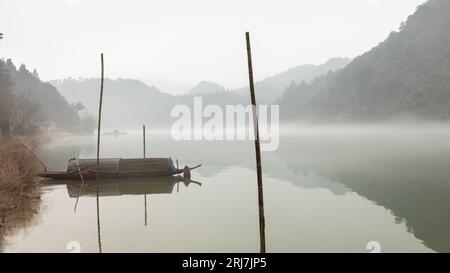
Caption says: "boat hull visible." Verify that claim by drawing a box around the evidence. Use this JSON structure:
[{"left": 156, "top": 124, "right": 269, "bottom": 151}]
[
  {"left": 37, "top": 170, "right": 183, "bottom": 180},
  {"left": 38, "top": 157, "right": 186, "bottom": 180}
]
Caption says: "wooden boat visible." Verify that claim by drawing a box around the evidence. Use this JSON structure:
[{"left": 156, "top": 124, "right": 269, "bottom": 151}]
[
  {"left": 103, "top": 129, "right": 127, "bottom": 136},
  {"left": 38, "top": 157, "right": 200, "bottom": 180}
]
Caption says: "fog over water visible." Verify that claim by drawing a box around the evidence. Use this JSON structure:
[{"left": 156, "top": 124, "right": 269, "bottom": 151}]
[{"left": 2, "top": 124, "right": 449, "bottom": 252}]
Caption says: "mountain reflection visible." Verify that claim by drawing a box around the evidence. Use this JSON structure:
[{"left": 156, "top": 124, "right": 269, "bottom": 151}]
[
  {"left": 142, "top": 129, "right": 450, "bottom": 252},
  {"left": 274, "top": 131, "right": 450, "bottom": 253}
]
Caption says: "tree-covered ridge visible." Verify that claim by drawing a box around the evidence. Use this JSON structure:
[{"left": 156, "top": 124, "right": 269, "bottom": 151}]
[
  {"left": 236, "top": 57, "right": 350, "bottom": 104},
  {"left": 186, "top": 81, "right": 226, "bottom": 95},
  {"left": 279, "top": 0, "right": 450, "bottom": 122},
  {"left": 0, "top": 59, "right": 93, "bottom": 134}
]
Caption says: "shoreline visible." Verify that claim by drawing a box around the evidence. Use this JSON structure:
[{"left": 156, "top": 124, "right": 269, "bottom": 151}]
[{"left": 0, "top": 136, "right": 42, "bottom": 251}]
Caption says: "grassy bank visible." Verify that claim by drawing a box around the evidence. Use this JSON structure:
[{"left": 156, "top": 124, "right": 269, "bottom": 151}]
[{"left": 0, "top": 136, "right": 41, "bottom": 250}]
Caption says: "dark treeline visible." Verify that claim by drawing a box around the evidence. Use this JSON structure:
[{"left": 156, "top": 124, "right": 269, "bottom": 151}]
[{"left": 0, "top": 59, "right": 95, "bottom": 135}]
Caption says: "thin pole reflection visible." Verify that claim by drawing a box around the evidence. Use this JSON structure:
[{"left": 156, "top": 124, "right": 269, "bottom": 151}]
[{"left": 144, "top": 194, "right": 148, "bottom": 226}]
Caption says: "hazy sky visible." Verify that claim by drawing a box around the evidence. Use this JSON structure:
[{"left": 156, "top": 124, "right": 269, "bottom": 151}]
[{"left": 0, "top": 0, "right": 427, "bottom": 93}]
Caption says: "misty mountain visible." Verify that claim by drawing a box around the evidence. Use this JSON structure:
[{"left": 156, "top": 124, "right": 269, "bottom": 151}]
[
  {"left": 52, "top": 78, "right": 248, "bottom": 130},
  {"left": 143, "top": 77, "right": 191, "bottom": 95},
  {"left": 263, "top": 58, "right": 351, "bottom": 90},
  {"left": 236, "top": 57, "right": 351, "bottom": 103},
  {"left": 52, "top": 78, "right": 174, "bottom": 129},
  {"left": 51, "top": 55, "right": 352, "bottom": 130},
  {"left": 51, "top": 78, "right": 171, "bottom": 117},
  {"left": 279, "top": 0, "right": 450, "bottom": 122},
  {"left": 186, "top": 81, "right": 226, "bottom": 95}
]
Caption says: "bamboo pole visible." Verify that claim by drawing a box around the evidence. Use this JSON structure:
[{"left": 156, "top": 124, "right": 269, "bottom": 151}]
[
  {"left": 143, "top": 124, "right": 148, "bottom": 226},
  {"left": 73, "top": 154, "right": 86, "bottom": 213},
  {"left": 177, "top": 158, "right": 180, "bottom": 193},
  {"left": 96, "top": 53, "right": 104, "bottom": 253},
  {"left": 245, "top": 32, "right": 266, "bottom": 253},
  {"left": 97, "top": 54, "right": 104, "bottom": 166},
  {"left": 143, "top": 125, "right": 146, "bottom": 158},
  {"left": 15, "top": 138, "right": 54, "bottom": 171}
]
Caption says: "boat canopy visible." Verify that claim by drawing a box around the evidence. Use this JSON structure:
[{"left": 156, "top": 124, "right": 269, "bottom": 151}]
[
  {"left": 67, "top": 158, "right": 177, "bottom": 174},
  {"left": 67, "top": 158, "right": 120, "bottom": 173}
]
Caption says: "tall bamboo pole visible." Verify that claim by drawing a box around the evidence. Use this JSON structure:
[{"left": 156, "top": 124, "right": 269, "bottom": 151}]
[
  {"left": 245, "top": 32, "right": 266, "bottom": 253},
  {"left": 96, "top": 53, "right": 104, "bottom": 253},
  {"left": 97, "top": 54, "right": 104, "bottom": 165}
]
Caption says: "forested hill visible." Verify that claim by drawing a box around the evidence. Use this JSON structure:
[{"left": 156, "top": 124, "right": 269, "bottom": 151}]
[
  {"left": 236, "top": 57, "right": 350, "bottom": 103},
  {"left": 186, "top": 81, "right": 226, "bottom": 95},
  {"left": 279, "top": 0, "right": 450, "bottom": 122},
  {"left": 0, "top": 59, "right": 92, "bottom": 134}
]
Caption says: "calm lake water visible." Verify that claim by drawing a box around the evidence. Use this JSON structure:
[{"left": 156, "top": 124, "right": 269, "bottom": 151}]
[{"left": 4, "top": 125, "right": 450, "bottom": 252}]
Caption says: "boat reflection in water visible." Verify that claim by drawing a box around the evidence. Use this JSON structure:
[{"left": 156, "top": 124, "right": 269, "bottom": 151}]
[
  {"left": 46, "top": 176, "right": 201, "bottom": 252},
  {"left": 63, "top": 175, "right": 202, "bottom": 198}
]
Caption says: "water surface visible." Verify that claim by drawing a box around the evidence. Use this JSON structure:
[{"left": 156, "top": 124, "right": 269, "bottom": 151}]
[{"left": 4, "top": 125, "right": 450, "bottom": 252}]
